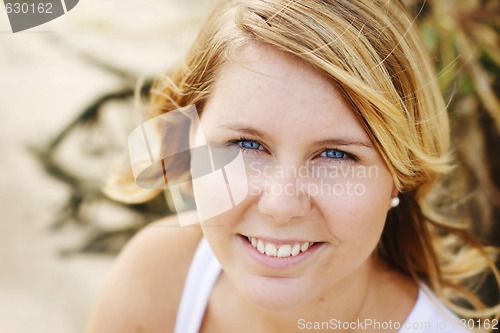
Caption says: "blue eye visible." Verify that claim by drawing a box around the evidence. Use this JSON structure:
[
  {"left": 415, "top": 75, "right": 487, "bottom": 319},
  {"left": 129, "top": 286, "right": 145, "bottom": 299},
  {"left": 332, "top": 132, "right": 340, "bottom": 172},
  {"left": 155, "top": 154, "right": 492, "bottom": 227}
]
[
  {"left": 238, "top": 140, "right": 262, "bottom": 150},
  {"left": 321, "top": 149, "right": 348, "bottom": 159}
]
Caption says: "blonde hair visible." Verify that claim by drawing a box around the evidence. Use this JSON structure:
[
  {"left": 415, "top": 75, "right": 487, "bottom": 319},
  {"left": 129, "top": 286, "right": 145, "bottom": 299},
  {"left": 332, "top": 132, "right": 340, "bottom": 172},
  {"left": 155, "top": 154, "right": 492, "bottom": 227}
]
[{"left": 107, "top": 0, "right": 499, "bottom": 326}]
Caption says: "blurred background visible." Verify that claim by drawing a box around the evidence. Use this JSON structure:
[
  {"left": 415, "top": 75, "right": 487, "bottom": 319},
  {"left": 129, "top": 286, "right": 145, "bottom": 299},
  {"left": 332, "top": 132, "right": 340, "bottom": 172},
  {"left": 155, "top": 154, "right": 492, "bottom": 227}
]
[{"left": 0, "top": 0, "right": 498, "bottom": 332}]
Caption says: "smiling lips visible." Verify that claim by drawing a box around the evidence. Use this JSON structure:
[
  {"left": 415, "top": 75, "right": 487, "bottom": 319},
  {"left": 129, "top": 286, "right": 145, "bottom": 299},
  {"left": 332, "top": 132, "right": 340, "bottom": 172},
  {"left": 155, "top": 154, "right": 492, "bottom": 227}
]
[{"left": 246, "top": 236, "right": 316, "bottom": 258}]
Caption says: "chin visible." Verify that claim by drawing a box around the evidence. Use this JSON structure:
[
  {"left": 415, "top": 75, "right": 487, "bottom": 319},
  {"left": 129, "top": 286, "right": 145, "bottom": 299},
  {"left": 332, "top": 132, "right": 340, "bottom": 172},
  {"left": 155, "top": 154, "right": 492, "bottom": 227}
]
[{"left": 239, "top": 274, "right": 315, "bottom": 310}]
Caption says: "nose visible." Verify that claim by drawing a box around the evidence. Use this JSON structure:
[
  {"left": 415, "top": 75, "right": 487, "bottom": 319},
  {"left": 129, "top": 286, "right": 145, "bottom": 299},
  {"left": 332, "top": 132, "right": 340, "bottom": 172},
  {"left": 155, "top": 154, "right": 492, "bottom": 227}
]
[{"left": 257, "top": 176, "right": 310, "bottom": 224}]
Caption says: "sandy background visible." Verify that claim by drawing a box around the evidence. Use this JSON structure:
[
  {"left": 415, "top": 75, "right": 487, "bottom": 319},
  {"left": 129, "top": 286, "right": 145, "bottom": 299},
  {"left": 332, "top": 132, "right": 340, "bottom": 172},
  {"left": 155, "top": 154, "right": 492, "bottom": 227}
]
[
  {"left": 0, "top": 1, "right": 212, "bottom": 332},
  {"left": 1, "top": 1, "right": 498, "bottom": 333}
]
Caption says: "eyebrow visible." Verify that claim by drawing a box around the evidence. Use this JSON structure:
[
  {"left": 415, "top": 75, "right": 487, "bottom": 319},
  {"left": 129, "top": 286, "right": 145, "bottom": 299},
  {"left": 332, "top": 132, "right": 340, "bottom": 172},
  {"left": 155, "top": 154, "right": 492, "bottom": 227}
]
[
  {"left": 313, "top": 138, "right": 374, "bottom": 149},
  {"left": 219, "top": 123, "right": 268, "bottom": 139},
  {"left": 218, "top": 123, "right": 374, "bottom": 149}
]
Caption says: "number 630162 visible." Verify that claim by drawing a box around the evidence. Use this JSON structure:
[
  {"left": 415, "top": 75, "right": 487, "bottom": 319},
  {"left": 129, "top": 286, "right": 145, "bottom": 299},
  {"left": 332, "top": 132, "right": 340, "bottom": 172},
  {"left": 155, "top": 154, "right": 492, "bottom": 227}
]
[
  {"left": 459, "top": 319, "right": 498, "bottom": 330},
  {"left": 5, "top": 2, "right": 53, "bottom": 14}
]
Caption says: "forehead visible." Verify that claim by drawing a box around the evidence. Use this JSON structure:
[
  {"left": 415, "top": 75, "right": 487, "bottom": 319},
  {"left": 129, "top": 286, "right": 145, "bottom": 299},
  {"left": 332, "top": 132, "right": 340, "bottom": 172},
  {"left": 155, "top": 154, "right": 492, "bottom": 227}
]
[{"left": 201, "top": 44, "right": 368, "bottom": 141}]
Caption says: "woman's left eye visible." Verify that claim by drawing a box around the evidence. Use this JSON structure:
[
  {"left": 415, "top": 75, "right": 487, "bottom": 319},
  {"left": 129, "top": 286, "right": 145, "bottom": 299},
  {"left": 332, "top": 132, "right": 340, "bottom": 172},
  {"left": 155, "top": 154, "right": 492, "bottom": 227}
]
[{"left": 320, "top": 149, "right": 350, "bottom": 159}]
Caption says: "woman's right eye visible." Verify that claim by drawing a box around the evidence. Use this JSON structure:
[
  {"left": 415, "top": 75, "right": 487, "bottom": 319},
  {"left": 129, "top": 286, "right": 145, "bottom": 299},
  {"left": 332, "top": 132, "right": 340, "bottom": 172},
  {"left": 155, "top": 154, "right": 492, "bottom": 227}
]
[
  {"left": 223, "top": 138, "right": 273, "bottom": 159},
  {"left": 227, "top": 138, "right": 267, "bottom": 155},
  {"left": 237, "top": 140, "right": 263, "bottom": 150}
]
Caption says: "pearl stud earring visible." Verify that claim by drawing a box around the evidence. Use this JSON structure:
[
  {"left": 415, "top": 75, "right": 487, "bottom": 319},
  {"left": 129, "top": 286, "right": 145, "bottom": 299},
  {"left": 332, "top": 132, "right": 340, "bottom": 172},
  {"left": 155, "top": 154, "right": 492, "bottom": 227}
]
[{"left": 390, "top": 196, "right": 400, "bottom": 208}]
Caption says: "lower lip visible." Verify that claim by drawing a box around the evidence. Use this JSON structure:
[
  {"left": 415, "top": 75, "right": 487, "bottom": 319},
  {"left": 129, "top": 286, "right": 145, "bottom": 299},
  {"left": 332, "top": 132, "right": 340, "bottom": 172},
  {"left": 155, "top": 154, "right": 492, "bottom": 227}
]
[{"left": 238, "top": 235, "right": 324, "bottom": 269}]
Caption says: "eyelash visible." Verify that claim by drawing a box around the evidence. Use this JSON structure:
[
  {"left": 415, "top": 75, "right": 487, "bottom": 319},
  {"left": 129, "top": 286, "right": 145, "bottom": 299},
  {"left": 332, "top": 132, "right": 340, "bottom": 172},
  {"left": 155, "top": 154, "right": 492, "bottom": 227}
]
[
  {"left": 227, "top": 137, "right": 267, "bottom": 156},
  {"left": 227, "top": 137, "right": 357, "bottom": 163}
]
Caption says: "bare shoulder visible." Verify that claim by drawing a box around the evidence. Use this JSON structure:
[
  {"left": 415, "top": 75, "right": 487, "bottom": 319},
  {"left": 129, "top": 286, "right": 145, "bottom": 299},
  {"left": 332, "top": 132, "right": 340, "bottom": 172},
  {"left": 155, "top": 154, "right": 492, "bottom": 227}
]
[{"left": 85, "top": 211, "right": 202, "bottom": 333}]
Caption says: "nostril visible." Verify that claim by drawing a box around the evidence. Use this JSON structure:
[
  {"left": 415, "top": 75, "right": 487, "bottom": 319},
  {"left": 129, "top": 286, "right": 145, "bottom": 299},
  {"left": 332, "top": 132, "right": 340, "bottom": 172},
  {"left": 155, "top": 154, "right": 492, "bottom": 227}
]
[{"left": 256, "top": 181, "right": 311, "bottom": 223}]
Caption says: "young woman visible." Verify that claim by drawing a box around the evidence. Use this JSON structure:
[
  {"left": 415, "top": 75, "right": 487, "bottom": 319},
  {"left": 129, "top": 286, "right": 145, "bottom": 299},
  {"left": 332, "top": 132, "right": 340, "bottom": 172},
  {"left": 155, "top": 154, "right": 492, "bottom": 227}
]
[{"left": 87, "top": 0, "right": 499, "bottom": 332}]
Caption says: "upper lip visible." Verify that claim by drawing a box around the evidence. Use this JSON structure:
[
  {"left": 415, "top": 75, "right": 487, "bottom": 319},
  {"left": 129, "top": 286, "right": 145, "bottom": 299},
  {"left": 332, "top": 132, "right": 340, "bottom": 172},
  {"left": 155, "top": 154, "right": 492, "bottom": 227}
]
[{"left": 240, "top": 234, "right": 320, "bottom": 245}]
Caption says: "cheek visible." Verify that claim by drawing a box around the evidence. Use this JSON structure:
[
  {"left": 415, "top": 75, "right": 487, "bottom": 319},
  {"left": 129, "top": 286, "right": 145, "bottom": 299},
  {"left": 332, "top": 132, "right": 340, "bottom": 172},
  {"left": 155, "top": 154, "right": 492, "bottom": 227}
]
[
  {"left": 199, "top": 198, "right": 250, "bottom": 250},
  {"left": 200, "top": 219, "right": 228, "bottom": 265},
  {"left": 315, "top": 168, "right": 393, "bottom": 249},
  {"left": 200, "top": 205, "right": 251, "bottom": 274}
]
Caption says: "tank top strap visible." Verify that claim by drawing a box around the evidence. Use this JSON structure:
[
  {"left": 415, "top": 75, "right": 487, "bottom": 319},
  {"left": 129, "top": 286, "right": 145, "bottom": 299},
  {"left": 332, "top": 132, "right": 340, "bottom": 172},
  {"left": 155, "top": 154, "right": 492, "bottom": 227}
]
[{"left": 173, "top": 237, "right": 222, "bottom": 333}]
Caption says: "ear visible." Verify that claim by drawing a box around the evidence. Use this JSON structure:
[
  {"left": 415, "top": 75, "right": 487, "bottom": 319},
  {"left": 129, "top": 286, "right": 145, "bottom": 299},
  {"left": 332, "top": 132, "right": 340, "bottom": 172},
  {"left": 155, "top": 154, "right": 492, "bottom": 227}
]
[{"left": 391, "top": 184, "right": 398, "bottom": 198}]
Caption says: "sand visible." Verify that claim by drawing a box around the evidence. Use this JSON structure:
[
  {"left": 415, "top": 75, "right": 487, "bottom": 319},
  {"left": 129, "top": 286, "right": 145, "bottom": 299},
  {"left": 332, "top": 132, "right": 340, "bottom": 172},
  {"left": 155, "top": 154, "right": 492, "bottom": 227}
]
[{"left": 0, "top": 1, "right": 211, "bottom": 331}]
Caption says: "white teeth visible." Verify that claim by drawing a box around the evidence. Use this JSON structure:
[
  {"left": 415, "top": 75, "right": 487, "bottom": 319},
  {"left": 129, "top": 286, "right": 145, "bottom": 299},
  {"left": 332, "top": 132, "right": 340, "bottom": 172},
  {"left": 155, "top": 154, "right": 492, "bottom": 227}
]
[
  {"left": 257, "top": 240, "right": 265, "bottom": 254},
  {"left": 265, "top": 243, "right": 277, "bottom": 256},
  {"left": 247, "top": 236, "right": 315, "bottom": 258},
  {"left": 277, "top": 244, "right": 292, "bottom": 257},
  {"left": 300, "top": 242, "right": 310, "bottom": 252}
]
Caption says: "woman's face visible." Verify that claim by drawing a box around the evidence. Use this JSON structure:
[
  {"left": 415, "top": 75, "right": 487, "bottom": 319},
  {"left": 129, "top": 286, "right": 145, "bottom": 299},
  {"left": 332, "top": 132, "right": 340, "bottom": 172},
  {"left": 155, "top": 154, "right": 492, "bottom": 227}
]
[{"left": 195, "top": 44, "right": 396, "bottom": 309}]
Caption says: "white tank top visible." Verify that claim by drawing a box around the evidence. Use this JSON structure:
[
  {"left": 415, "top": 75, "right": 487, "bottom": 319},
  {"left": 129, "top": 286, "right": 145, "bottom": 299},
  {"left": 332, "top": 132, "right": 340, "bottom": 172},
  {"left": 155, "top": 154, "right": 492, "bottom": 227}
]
[{"left": 173, "top": 238, "right": 471, "bottom": 333}]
